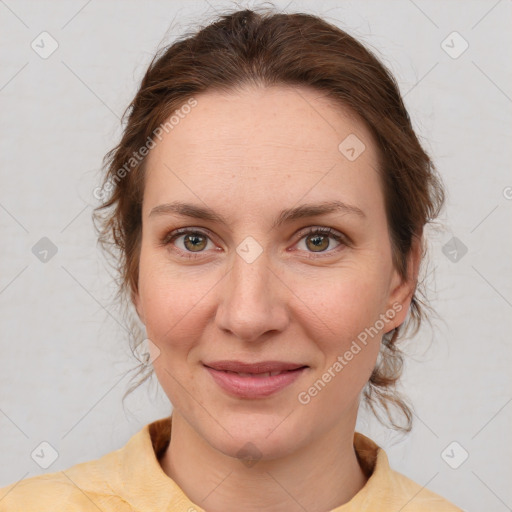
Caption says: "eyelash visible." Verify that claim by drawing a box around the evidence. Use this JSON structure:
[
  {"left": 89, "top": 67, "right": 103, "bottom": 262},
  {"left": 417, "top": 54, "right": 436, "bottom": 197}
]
[{"left": 160, "top": 227, "right": 347, "bottom": 260}]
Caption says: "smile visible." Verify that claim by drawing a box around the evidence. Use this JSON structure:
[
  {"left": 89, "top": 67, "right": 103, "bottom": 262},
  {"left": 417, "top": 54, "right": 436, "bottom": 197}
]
[{"left": 204, "top": 365, "right": 308, "bottom": 398}]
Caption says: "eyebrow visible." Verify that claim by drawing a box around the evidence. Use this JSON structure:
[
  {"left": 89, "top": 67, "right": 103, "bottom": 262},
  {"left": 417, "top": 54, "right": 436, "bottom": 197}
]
[{"left": 149, "top": 200, "right": 365, "bottom": 229}]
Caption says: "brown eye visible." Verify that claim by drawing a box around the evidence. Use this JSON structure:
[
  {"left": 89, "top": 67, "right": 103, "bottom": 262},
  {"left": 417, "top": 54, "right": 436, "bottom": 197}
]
[
  {"left": 162, "top": 228, "right": 215, "bottom": 259},
  {"left": 183, "top": 233, "right": 208, "bottom": 252},
  {"left": 296, "top": 227, "right": 345, "bottom": 256},
  {"left": 305, "top": 233, "right": 330, "bottom": 252}
]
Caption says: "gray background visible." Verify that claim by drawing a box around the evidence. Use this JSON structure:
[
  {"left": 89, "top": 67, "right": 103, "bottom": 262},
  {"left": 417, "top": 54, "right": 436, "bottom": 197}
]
[{"left": 1, "top": 0, "right": 511, "bottom": 510}]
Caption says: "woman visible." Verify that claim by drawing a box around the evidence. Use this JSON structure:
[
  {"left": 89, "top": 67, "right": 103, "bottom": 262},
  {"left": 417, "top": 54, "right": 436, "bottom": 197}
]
[{"left": 0, "top": 6, "right": 462, "bottom": 511}]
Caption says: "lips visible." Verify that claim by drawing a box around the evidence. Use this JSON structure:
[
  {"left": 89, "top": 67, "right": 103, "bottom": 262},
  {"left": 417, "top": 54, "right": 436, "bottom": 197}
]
[
  {"left": 203, "top": 360, "right": 309, "bottom": 398},
  {"left": 223, "top": 370, "right": 289, "bottom": 377},
  {"left": 203, "top": 360, "right": 307, "bottom": 374}
]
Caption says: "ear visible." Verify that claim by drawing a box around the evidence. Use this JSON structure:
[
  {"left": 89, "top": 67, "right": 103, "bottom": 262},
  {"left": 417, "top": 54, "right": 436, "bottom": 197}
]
[
  {"left": 386, "top": 233, "right": 423, "bottom": 331},
  {"left": 131, "top": 289, "right": 146, "bottom": 325}
]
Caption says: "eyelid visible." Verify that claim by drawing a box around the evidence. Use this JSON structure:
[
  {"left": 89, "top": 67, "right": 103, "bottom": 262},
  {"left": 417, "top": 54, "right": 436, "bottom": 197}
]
[
  {"left": 160, "top": 226, "right": 216, "bottom": 246},
  {"left": 295, "top": 225, "right": 347, "bottom": 242}
]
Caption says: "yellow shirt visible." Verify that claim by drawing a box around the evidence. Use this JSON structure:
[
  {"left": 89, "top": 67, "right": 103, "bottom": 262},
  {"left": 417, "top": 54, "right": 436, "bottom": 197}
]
[{"left": 0, "top": 415, "right": 462, "bottom": 511}]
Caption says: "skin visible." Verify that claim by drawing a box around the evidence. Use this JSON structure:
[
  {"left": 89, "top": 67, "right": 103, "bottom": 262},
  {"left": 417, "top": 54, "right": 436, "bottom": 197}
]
[{"left": 133, "top": 85, "right": 420, "bottom": 512}]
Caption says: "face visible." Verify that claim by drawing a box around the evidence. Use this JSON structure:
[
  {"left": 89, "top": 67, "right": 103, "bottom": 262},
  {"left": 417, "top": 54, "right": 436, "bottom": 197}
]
[{"left": 134, "top": 85, "right": 416, "bottom": 460}]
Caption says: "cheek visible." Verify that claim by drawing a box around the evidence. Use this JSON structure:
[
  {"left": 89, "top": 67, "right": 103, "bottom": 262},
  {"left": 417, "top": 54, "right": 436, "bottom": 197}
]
[
  {"left": 140, "top": 281, "right": 206, "bottom": 348},
  {"left": 138, "top": 261, "right": 213, "bottom": 409},
  {"left": 301, "top": 262, "right": 391, "bottom": 336},
  {"left": 298, "top": 269, "right": 389, "bottom": 378},
  {"left": 294, "top": 277, "right": 385, "bottom": 421},
  {"left": 136, "top": 250, "right": 221, "bottom": 362}
]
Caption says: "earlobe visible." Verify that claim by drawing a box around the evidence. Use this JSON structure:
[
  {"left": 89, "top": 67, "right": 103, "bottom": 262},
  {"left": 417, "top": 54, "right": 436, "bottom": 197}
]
[{"left": 387, "top": 234, "right": 423, "bottom": 330}]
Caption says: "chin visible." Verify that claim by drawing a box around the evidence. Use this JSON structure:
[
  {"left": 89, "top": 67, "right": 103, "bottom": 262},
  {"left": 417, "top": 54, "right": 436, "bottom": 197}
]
[{"left": 201, "top": 410, "right": 308, "bottom": 462}]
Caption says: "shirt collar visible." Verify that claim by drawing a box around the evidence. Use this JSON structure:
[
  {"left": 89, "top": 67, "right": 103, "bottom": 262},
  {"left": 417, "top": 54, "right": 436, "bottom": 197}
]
[{"left": 112, "top": 414, "right": 390, "bottom": 512}]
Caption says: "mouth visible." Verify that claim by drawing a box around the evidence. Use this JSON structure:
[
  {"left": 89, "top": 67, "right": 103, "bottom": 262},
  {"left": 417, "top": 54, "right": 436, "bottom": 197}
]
[
  {"left": 219, "top": 369, "right": 302, "bottom": 377},
  {"left": 203, "top": 361, "right": 309, "bottom": 398},
  {"left": 203, "top": 360, "right": 308, "bottom": 373}
]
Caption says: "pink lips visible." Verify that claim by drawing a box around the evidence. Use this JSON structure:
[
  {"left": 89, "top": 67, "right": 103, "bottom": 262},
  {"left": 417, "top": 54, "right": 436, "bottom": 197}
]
[{"left": 203, "top": 360, "right": 308, "bottom": 398}]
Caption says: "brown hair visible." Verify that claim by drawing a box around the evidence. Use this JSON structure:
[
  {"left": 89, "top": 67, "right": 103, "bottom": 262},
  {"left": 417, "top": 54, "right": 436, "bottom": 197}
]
[{"left": 93, "top": 6, "right": 444, "bottom": 432}]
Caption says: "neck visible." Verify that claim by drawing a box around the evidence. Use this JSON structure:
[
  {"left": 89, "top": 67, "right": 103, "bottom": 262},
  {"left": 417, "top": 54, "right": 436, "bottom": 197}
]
[{"left": 159, "top": 410, "right": 368, "bottom": 512}]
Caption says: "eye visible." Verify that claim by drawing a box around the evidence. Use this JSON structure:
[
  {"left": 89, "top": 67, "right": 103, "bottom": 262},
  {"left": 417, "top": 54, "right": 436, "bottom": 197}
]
[
  {"left": 161, "top": 228, "right": 216, "bottom": 259},
  {"left": 294, "top": 227, "right": 346, "bottom": 256},
  {"left": 160, "top": 226, "right": 347, "bottom": 260}
]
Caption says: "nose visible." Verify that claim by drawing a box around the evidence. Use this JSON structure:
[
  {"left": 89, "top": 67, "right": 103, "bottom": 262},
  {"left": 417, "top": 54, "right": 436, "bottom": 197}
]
[{"left": 214, "top": 246, "right": 289, "bottom": 343}]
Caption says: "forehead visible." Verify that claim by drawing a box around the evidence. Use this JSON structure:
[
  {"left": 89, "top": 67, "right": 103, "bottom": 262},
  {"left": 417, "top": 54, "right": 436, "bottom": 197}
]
[
  {"left": 149, "top": 85, "right": 375, "bottom": 161},
  {"left": 142, "top": 85, "right": 382, "bottom": 218}
]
